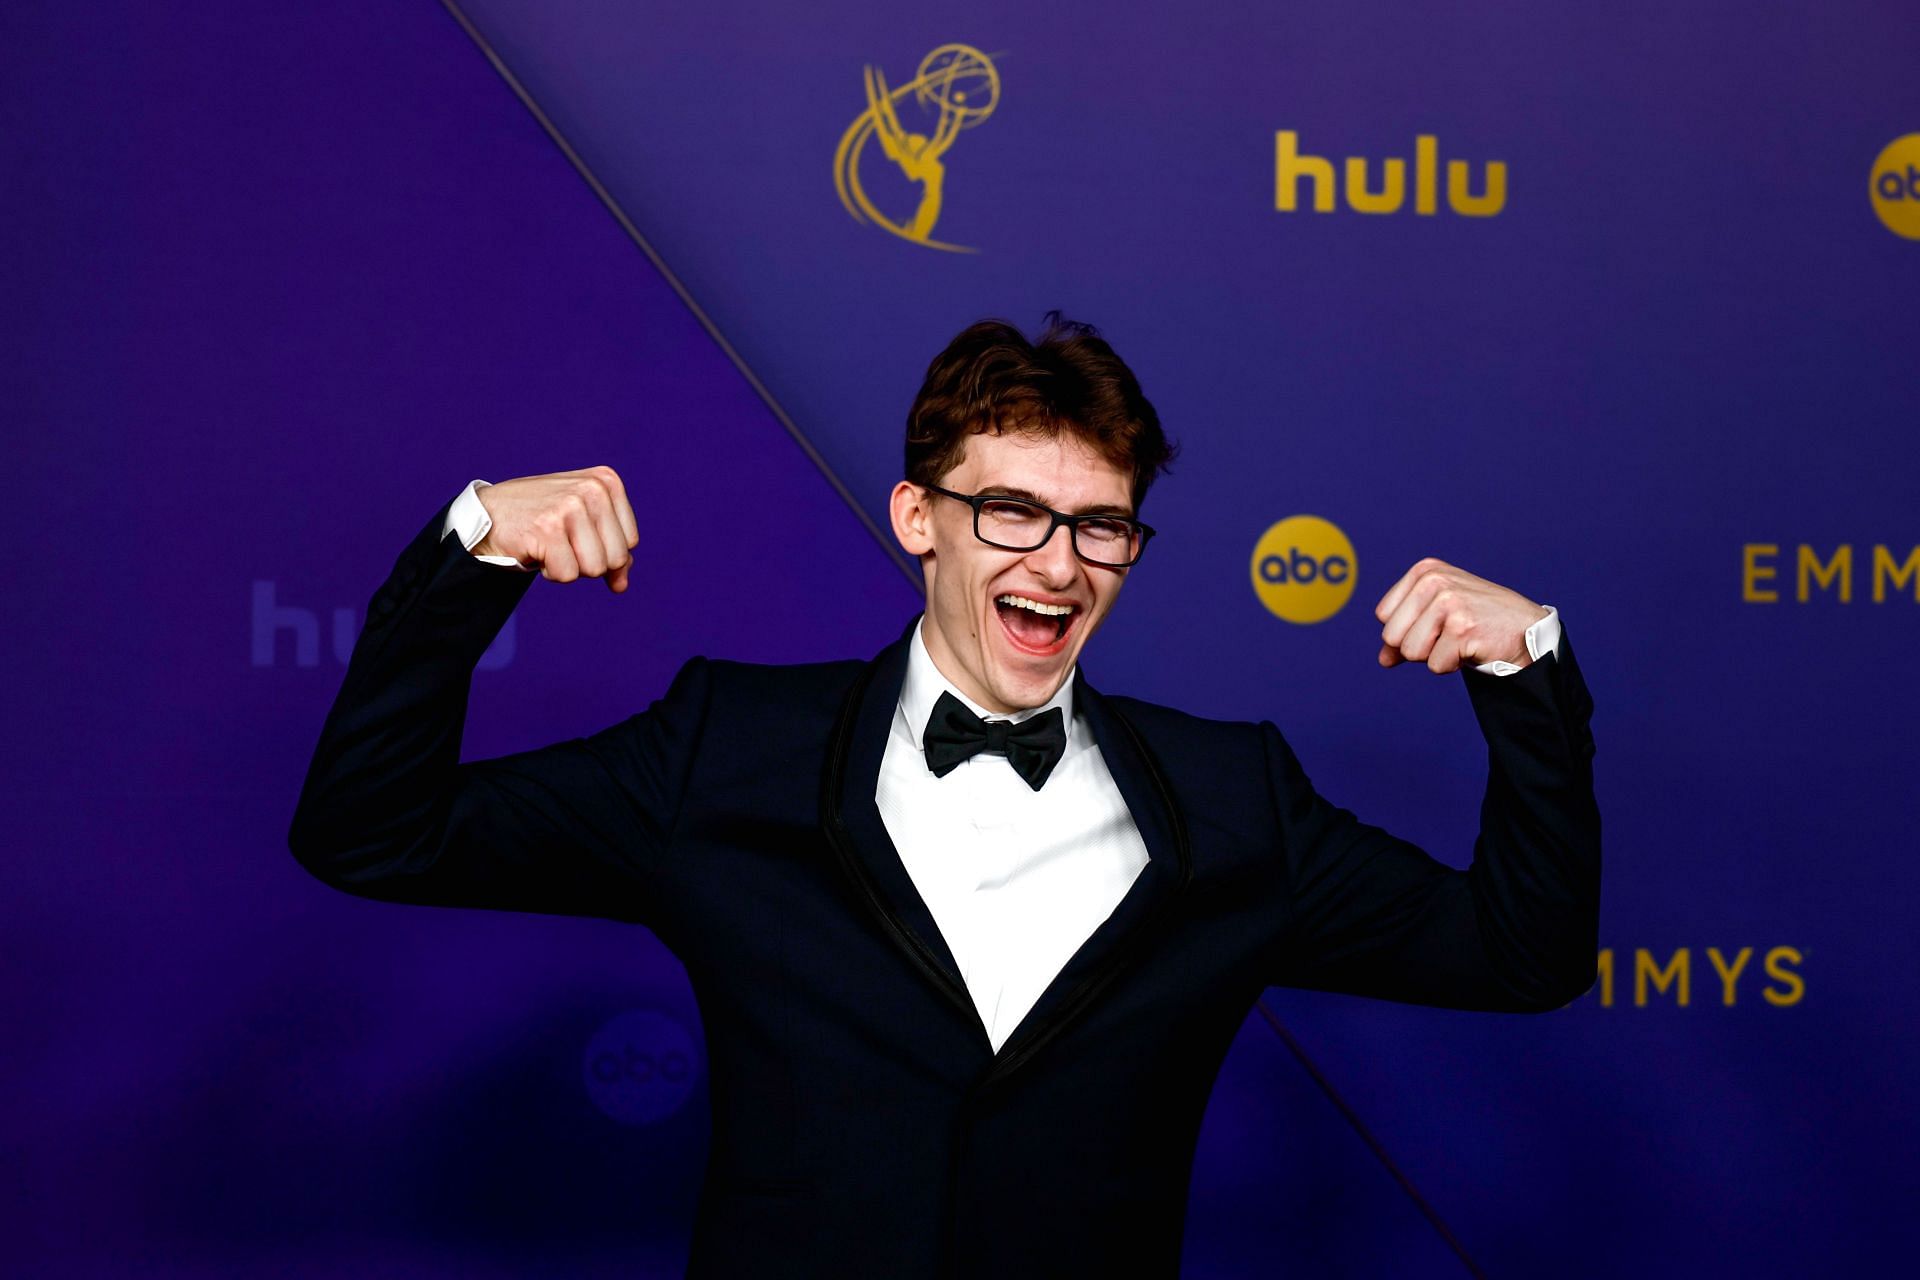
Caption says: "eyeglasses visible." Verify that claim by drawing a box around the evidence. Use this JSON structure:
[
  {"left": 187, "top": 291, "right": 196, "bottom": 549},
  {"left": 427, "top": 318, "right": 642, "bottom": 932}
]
[{"left": 921, "top": 483, "right": 1157, "bottom": 568}]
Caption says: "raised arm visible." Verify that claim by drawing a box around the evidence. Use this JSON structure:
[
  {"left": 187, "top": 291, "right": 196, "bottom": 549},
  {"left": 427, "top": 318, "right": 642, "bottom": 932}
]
[
  {"left": 1268, "top": 636, "right": 1600, "bottom": 1011},
  {"left": 925, "top": 93, "right": 964, "bottom": 158},
  {"left": 1269, "top": 560, "right": 1601, "bottom": 1012},
  {"left": 286, "top": 469, "right": 708, "bottom": 925},
  {"left": 866, "top": 66, "right": 907, "bottom": 165}
]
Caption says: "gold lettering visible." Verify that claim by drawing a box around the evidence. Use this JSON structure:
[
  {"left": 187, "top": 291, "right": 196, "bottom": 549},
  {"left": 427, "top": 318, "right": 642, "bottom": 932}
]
[
  {"left": 1275, "top": 131, "right": 1335, "bottom": 212},
  {"left": 1635, "top": 947, "right": 1689, "bottom": 1006},
  {"left": 1762, "top": 946, "right": 1805, "bottom": 1006},
  {"left": 1595, "top": 947, "right": 1613, "bottom": 1007},
  {"left": 1706, "top": 947, "right": 1752, "bottom": 1006},
  {"left": 1797, "top": 544, "right": 1852, "bottom": 602},
  {"left": 1447, "top": 159, "right": 1506, "bottom": 216},
  {"left": 1743, "top": 544, "right": 1778, "bottom": 602},
  {"left": 1344, "top": 156, "right": 1406, "bottom": 214},
  {"left": 1873, "top": 545, "right": 1920, "bottom": 603},
  {"left": 1415, "top": 134, "right": 1438, "bottom": 215}
]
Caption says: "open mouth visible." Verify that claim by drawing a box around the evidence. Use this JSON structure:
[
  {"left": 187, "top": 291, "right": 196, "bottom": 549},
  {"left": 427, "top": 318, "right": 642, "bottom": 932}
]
[{"left": 993, "top": 592, "right": 1078, "bottom": 656}]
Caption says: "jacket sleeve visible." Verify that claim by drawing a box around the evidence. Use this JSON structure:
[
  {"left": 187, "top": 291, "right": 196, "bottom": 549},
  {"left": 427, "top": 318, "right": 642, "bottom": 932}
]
[
  {"left": 285, "top": 497, "right": 709, "bottom": 925},
  {"left": 1266, "top": 633, "right": 1601, "bottom": 1012}
]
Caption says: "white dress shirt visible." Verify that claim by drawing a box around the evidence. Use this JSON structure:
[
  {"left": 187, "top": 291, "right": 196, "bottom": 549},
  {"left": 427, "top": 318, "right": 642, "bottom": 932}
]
[
  {"left": 448, "top": 478, "right": 540, "bottom": 570},
  {"left": 876, "top": 618, "right": 1150, "bottom": 1049},
  {"left": 440, "top": 478, "right": 1565, "bottom": 1048}
]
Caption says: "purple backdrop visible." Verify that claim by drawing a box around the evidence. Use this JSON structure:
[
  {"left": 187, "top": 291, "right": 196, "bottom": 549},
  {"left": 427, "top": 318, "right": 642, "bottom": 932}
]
[{"left": 6, "top": 1, "right": 1916, "bottom": 1275}]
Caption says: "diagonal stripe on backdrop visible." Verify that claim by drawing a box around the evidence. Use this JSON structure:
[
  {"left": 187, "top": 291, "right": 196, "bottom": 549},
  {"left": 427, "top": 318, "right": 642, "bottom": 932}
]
[{"left": 436, "top": 0, "right": 920, "bottom": 590}]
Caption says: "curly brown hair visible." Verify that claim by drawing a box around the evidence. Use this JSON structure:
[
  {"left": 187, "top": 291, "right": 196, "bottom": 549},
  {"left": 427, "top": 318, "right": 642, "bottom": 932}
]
[{"left": 904, "top": 311, "right": 1177, "bottom": 510}]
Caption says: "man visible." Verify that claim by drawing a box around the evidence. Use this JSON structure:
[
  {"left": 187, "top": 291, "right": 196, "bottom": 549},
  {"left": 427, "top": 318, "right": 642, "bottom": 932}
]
[{"left": 289, "top": 313, "right": 1599, "bottom": 1277}]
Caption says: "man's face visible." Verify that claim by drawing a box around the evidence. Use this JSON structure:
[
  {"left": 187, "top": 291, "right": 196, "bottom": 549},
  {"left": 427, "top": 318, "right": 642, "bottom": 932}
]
[{"left": 889, "top": 430, "right": 1136, "bottom": 713}]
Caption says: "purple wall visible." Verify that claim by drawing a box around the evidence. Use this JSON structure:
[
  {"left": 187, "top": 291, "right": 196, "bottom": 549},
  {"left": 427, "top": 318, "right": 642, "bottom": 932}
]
[{"left": 6, "top": 1, "right": 1915, "bottom": 1274}]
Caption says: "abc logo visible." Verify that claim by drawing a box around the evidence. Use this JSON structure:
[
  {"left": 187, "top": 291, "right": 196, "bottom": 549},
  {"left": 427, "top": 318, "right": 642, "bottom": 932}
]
[
  {"left": 582, "top": 1009, "right": 700, "bottom": 1126},
  {"left": 1870, "top": 134, "right": 1920, "bottom": 240},
  {"left": 1251, "top": 516, "right": 1357, "bottom": 624}
]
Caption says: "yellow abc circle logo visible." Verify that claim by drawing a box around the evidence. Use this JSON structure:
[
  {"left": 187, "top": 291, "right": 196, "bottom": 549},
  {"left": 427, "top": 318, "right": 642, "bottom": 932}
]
[
  {"left": 1870, "top": 134, "right": 1920, "bottom": 240},
  {"left": 1250, "top": 516, "right": 1357, "bottom": 624}
]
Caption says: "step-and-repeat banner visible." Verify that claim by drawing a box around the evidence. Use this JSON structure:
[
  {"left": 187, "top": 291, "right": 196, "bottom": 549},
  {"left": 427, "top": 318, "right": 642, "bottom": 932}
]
[{"left": 8, "top": 1, "right": 1913, "bottom": 1274}]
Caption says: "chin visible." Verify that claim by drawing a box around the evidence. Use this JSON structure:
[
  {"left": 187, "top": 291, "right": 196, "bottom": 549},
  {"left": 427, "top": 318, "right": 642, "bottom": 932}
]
[
  {"left": 994, "top": 668, "right": 1065, "bottom": 707},
  {"left": 988, "top": 644, "right": 1081, "bottom": 707}
]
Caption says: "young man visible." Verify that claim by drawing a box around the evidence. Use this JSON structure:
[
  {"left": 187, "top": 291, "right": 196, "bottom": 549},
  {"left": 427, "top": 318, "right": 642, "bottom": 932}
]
[{"left": 290, "top": 314, "right": 1599, "bottom": 1278}]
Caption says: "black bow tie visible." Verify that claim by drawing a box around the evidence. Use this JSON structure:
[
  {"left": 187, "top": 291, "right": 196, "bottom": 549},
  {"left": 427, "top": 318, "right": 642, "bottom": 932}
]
[{"left": 921, "top": 691, "right": 1068, "bottom": 791}]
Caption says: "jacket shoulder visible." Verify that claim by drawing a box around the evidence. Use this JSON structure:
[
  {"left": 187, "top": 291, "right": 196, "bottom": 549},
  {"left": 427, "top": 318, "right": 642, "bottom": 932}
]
[
  {"left": 694, "top": 652, "right": 870, "bottom": 724},
  {"left": 1098, "top": 690, "right": 1277, "bottom": 779},
  {"left": 1101, "top": 689, "right": 1266, "bottom": 742}
]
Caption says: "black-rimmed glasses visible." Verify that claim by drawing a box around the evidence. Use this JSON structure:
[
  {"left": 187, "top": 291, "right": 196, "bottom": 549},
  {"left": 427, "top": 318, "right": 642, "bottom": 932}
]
[{"left": 922, "top": 483, "right": 1157, "bottom": 568}]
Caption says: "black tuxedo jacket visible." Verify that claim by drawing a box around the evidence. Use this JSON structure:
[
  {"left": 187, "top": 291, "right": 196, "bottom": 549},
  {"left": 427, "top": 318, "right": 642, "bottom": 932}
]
[{"left": 289, "top": 498, "right": 1601, "bottom": 1278}]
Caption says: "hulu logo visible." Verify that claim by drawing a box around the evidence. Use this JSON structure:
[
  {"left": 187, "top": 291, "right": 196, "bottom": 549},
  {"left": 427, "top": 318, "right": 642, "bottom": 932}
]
[
  {"left": 251, "top": 580, "right": 516, "bottom": 670},
  {"left": 1274, "top": 130, "right": 1506, "bottom": 217}
]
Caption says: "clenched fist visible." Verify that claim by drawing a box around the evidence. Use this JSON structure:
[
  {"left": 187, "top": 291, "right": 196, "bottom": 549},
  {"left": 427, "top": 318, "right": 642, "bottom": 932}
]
[
  {"left": 473, "top": 466, "right": 639, "bottom": 593},
  {"left": 1374, "top": 557, "right": 1550, "bottom": 674}
]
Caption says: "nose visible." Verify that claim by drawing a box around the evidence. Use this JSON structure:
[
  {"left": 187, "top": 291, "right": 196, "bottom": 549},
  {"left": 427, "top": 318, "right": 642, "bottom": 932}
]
[{"left": 1023, "top": 521, "right": 1080, "bottom": 587}]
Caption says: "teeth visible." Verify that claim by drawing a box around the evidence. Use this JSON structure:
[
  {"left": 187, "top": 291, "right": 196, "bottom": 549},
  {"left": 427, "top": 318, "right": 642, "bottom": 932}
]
[{"left": 997, "top": 594, "right": 1075, "bottom": 616}]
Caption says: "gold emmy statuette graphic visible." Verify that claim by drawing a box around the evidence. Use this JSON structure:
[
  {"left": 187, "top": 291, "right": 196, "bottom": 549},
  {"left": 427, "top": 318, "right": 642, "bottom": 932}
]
[{"left": 833, "top": 43, "right": 1001, "bottom": 252}]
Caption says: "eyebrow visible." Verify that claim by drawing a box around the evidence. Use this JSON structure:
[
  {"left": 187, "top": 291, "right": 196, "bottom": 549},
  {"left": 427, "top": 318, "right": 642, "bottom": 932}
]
[{"left": 976, "top": 484, "right": 1135, "bottom": 518}]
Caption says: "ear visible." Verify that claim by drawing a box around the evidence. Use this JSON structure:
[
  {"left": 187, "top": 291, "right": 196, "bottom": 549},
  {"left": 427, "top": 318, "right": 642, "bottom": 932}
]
[{"left": 889, "top": 480, "right": 935, "bottom": 556}]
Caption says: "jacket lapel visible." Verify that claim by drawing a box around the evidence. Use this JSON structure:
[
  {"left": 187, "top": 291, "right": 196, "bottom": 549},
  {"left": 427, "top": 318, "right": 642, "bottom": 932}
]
[
  {"left": 977, "top": 667, "right": 1192, "bottom": 1085},
  {"left": 820, "top": 616, "right": 982, "bottom": 1042},
  {"left": 818, "top": 617, "right": 1194, "bottom": 1078}
]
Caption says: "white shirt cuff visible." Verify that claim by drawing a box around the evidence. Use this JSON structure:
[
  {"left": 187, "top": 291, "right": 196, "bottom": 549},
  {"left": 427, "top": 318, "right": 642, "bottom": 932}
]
[
  {"left": 442, "top": 479, "right": 535, "bottom": 570},
  {"left": 1471, "top": 604, "right": 1561, "bottom": 676}
]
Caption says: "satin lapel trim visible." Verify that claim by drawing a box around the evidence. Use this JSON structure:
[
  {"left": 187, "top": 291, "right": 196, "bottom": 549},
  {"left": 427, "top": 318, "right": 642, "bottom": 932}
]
[
  {"left": 977, "top": 669, "right": 1193, "bottom": 1089},
  {"left": 819, "top": 616, "right": 983, "bottom": 1043}
]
